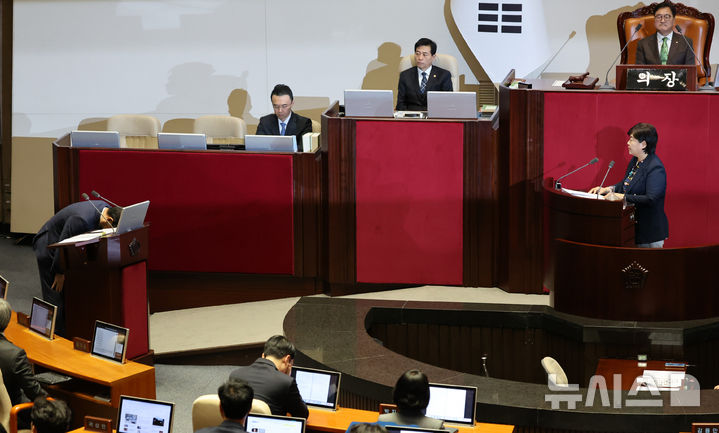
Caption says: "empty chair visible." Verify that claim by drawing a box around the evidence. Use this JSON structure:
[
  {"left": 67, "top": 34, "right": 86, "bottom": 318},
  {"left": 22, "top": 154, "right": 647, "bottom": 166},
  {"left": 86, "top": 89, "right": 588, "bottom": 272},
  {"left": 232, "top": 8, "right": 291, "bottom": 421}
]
[
  {"left": 193, "top": 115, "right": 246, "bottom": 145},
  {"left": 541, "top": 356, "right": 569, "bottom": 387},
  {"left": 107, "top": 114, "right": 161, "bottom": 149},
  {"left": 398, "top": 53, "right": 460, "bottom": 92},
  {"left": 250, "top": 398, "right": 272, "bottom": 415}
]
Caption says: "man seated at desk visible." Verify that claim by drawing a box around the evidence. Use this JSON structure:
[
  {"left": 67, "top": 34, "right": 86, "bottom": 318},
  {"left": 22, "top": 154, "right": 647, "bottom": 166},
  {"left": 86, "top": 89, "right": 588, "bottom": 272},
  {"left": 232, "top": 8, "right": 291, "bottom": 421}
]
[
  {"left": 256, "top": 84, "right": 312, "bottom": 151},
  {"left": 635, "top": 1, "right": 694, "bottom": 66},
  {"left": 195, "top": 379, "right": 253, "bottom": 433},
  {"left": 396, "top": 37, "right": 453, "bottom": 111},
  {"left": 30, "top": 397, "right": 71, "bottom": 433}
]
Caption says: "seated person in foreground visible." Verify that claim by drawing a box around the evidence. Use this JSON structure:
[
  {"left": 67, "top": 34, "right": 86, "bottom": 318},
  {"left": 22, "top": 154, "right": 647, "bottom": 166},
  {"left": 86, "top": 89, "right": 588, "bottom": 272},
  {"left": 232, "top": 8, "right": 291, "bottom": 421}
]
[
  {"left": 396, "top": 38, "right": 453, "bottom": 111},
  {"left": 635, "top": 1, "right": 693, "bottom": 65},
  {"left": 377, "top": 369, "right": 443, "bottom": 429},
  {"left": 229, "top": 335, "right": 308, "bottom": 418},
  {"left": 350, "top": 423, "right": 388, "bottom": 433},
  {"left": 31, "top": 397, "right": 71, "bottom": 433},
  {"left": 256, "top": 84, "right": 312, "bottom": 151},
  {"left": 195, "top": 379, "right": 253, "bottom": 433}
]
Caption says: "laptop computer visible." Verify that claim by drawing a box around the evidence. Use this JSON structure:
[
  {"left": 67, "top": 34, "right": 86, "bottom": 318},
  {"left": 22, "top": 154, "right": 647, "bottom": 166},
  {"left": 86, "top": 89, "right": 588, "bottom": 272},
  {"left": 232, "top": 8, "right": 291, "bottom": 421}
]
[
  {"left": 0, "top": 274, "right": 7, "bottom": 299},
  {"left": 427, "top": 91, "right": 477, "bottom": 119},
  {"left": 29, "top": 297, "right": 57, "bottom": 340},
  {"left": 384, "top": 426, "right": 447, "bottom": 433},
  {"left": 70, "top": 130, "right": 121, "bottom": 148},
  {"left": 117, "top": 395, "right": 175, "bottom": 433},
  {"left": 91, "top": 320, "right": 129, "bottom": 364},
  {"left": 425, "top": 383, "right": 477, "bottom": 425},
  {"left": 245, "top": 413, "right": 305, "bottom": 433},
  {"left": 344, "top": 89, "right": 394, "bottom": 117},
  {"left": 290, "top": 366, "right": 341, "bottom": 410},
  {"left": 116, "top": 200, "right": 150, "bottom": 234},
  {"left": 244, "top": 135, "right": 297, "bottom": 152},
  {"left": 157, "top": 132, "right": 207, "bottom": 151}
]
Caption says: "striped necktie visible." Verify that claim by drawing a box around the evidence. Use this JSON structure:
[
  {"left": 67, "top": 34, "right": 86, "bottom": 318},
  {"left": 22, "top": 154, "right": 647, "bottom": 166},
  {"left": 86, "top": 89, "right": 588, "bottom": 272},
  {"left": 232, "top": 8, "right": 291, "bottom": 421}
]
[
  {"left": 280, "top": 122, "right": 286, "bottom": 136},
  {"left": 420, "top": 72, "right": 427, "bottom": 94},
  {"left": 660, "top": 36, "right": 668, "bottom": 65}
]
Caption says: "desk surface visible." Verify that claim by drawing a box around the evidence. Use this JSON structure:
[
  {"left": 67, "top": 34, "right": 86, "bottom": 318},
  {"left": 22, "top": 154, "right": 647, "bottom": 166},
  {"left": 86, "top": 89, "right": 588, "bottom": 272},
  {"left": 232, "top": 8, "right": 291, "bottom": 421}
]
[{"left": 594, "top": 359, "right": 687, "bottom": 391}]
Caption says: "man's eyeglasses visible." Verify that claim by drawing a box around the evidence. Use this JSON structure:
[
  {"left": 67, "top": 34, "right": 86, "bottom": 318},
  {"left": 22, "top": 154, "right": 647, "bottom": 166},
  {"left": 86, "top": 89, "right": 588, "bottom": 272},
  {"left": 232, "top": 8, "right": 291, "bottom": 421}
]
[
  {"left": 654, "top": 14, "right": 673, "bottom": 21},
  {"left": 273, "top": 104, "right": 291, "bottom": 110}
]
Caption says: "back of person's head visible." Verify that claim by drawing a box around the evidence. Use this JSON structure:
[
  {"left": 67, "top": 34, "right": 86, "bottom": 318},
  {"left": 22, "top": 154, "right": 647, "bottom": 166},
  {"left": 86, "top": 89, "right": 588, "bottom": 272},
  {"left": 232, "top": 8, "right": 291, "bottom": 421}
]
[
  {"left": 654, "top": 1, "right": 676, "bottom": 17},
  {"left": 350, "top": 423, "right": 389, "bottom": 433},
  {"left": 0, "top": 299, "right": 11, "bottom": 332},
  {"left": 271, "top": 84, "right": 294, "bottom": 101},
  {"left": 628, "top": 122, "right": 658, "bottom": 154},
  {"left": 393, "top": 369, "right": 430, "bottom": 415},
  {"left": 31, "top": 397, "right": 71, "bottom": 433},
  {"left": 263, "top": 335, "right": 296, "bottom": 360},
  {"left": 218, "top": 379, "right": 254, "bottom": 420},
  {"left": 414, "top": 38, "right": 437, "bottom": 55},
  {"left": 107, "top": 206, "right": 122, "bottom": 228}
]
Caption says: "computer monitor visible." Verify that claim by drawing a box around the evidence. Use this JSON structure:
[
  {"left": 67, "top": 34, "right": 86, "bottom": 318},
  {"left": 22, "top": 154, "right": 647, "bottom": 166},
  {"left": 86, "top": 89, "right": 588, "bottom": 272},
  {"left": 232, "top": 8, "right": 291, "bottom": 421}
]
[
  {"left": 244, "top": 135, "right": 297, "bottom": 152},
  {"left": 344, "top": 89, "right": 394, "bottom": 118},
  {"left": 427, "top": 91, "right": 478, "bottom": 119},
  {"left": 29, "top": 297, "right": 57, "bottom": 340},
  {"left": 245, "top": 413, "right": 305, "bottom": 433},
  {"left": 157, "top": 132, "right": 207, "bottom": 151},
  {"left": 91, "top": 320, "right": 129, "bottom": 364},
  {"left": 117, "top": 396, "right": 175, "bottom": 433},
  {"left": 384, "top": 426, "right": 446, "bottom": 433},
  {"left": 425, "top": 383, "right": 477, "bottom": 425},
  {"left": 116, "top": 200, "right": 150, "bottom": 234},
  {"left": 0, "top": 274, "right": 7, "bottom": 299},
  {"left": 70, "top": 130, "right": 121, "bottom": 148},
  {"left": 290, "top": 366, "right": 341, "bottom": 410}
]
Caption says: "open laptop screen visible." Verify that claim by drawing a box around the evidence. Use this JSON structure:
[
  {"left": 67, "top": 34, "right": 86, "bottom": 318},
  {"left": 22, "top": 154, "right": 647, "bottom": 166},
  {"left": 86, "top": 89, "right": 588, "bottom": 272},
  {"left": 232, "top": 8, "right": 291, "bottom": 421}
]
[
  {"left": 29, "top": 297, "right": 57, "bottom": 340},
  {"left": 0, "top": 274, "right": 7, "bottom": 299},
  {"left": 425, "top": 383, "right": 477, "bottom": 425},
  {"left": 70, "top": 130, "right": 121, "bottom": 148},
  {"left": 91, "top": 320, "right": 129, "bottom": 363},
  {"left": 290, "top": 366, "right": 341, "bottom": 410},
  {"left": 117, "top": 396, "right": 174, "bottom": 433},
  {"left": 385, "top": 426, "right": 446, "bottom": 433},
  {"left": 245, "top": 413, "right": 305, "bottom": 433},
  {"left": 116, "top": 200, "right": 150, "bottom": 234},
  {"left": 157, "top": 133, "right": 207, "bottom": 151}
]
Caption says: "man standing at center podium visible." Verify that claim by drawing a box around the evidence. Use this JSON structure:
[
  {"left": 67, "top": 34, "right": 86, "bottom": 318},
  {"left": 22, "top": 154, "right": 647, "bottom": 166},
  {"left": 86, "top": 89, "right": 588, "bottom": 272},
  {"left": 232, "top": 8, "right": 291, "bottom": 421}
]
[
  {"left": 396, "top": 37, "right": 453, "bottom": 111},
  {"left": 635, "top": 1, "right": 694, "bottom": 66}
]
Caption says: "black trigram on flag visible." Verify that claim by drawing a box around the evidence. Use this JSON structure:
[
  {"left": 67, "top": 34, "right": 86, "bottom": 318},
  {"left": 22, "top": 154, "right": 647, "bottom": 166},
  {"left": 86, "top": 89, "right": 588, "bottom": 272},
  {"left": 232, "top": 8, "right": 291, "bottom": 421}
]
[{"left": 477, "top": 2, "right": 522, "bottom": 33}]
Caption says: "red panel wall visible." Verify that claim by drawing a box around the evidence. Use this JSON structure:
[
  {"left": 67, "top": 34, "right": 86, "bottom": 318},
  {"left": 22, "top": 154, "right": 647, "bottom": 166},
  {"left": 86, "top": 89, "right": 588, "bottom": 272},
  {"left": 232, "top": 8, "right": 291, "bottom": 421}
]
[
  {"left": 78, "top": 150, "right": 294, "bottom": 274},
  {"left": 355, "top": 121, "right": 463, "bottom": 284},
  {"left": 544, "top": 92, "right": 719, "bottom": 247},
  {"left": 122, "top": 261, "right": 147, "bottom": 359}
]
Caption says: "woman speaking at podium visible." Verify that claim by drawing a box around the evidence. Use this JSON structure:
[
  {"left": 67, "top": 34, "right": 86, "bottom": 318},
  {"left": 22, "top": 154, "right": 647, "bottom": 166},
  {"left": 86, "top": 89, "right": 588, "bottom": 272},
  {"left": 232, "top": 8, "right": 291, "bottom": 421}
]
[{"left": 589, "top": 123, "right": 668, "bottom": 248}]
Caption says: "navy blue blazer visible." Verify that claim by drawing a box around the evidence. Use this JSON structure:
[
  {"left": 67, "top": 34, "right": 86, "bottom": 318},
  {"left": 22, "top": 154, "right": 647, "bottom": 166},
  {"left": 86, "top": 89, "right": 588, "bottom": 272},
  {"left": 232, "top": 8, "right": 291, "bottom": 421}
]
[
  {"left": 229, "top": 358, "right": 308, "bottom": 418},
  {"left": 614, "top": 153, "right": 668, "bottom": 244},
  {"left": 256, "top": 112, "right": 312, "bottom": 151},
  {"left": 396, "top": 65, "right": 453, "bottom": 111}
]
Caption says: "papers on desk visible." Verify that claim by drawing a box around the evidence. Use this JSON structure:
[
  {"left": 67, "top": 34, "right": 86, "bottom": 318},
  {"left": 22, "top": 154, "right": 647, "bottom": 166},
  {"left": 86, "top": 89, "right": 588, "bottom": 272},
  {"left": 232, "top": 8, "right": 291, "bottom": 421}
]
[
  {"left": 552, "top": 80, "right": 565, "bottom": 87},
  {"left": 55, "top": 228, "right": 114, "bottom": 246},
  {"left": 561, "top": 188, "right": 605, "bottom": 200},
  {"left": 636, "top": 370, "right": 685, "bottom": 391}
]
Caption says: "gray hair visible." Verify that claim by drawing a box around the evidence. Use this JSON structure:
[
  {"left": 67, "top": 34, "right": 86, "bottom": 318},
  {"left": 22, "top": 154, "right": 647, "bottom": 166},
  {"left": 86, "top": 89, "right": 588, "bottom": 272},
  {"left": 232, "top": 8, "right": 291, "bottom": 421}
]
[{"left": 0, "top": 299, "right": 12, "bottom": 332}]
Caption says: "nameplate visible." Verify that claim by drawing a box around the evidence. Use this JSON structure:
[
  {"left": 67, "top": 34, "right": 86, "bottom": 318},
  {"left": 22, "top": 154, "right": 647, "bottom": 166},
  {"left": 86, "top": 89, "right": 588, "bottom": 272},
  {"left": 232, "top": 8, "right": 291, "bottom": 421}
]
[
  {"left": 626, "top": 68, "right": 688, "bottom": 91},
  {"left": 692, "top": 422, "right": 719, "bottom": 433}
]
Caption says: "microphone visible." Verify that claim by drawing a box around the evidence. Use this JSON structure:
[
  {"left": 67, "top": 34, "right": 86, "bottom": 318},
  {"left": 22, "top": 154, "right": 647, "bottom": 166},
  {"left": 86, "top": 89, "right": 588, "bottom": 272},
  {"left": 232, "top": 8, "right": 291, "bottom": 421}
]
[
  {"left": 82, "top": 193, "right": 114, "bottom": 232},
  {"left": 554, "top": 157, "right": 599, "bottom": 190},
  {"left": 674, "top": 25, "right": 715, "bottom": 91},
  {"left": 531, "top": 30, "right": 577, "bottom": 79},
  {"left": 597, "top": 160, "right": 615, "bottom": 197},
  {"left": 601, "top": 24, "right": 643, "bottom": 90},
  {"left": 91, "top": 190, "right": 121, "bottom": 207}
]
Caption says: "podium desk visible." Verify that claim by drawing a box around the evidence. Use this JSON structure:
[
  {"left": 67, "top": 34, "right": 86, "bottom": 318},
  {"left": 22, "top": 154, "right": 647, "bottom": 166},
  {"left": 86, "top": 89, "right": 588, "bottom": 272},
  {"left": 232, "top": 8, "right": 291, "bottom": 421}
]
[
  {"left": 595, "top": 359, "right": 687, "bottom": 391},
  {"left": 5, "top": 313, "right": 155, "bottom": 428}
]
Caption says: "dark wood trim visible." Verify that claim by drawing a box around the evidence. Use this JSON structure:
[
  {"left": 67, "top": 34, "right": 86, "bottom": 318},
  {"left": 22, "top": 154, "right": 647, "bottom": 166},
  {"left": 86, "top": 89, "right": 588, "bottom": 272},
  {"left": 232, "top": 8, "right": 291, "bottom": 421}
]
[{"left": 0, "top": 0, "right": 12, "bottom": 224}]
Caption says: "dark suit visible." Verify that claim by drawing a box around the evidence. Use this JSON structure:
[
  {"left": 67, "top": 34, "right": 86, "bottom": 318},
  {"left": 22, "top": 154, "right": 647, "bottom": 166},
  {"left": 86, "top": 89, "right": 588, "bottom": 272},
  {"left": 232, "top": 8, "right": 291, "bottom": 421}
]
[
  {"left": 396, "top": 65, "right": 453, "bottom": 111},
  {"left": 0, "top": 334, "right": 46, "bottom": 406},
  {"left": 256, "top": 112, "right": 312, "bottom": 152},
  {"left": 229, "top": 358, "right": 308, "bottom": 418},
  {"left": 194, "top": 419, "right": 247, "bottom": 433},
  {"left": 378, "top": 412, "right": 444, "bottom": 429},
  {"left": 32, "top": 200, "right": 107, "bottom": 336},
  {"left": 614, "top": 153, "right": 668, "bottom": 244},
  {"left": 635, "top": 32, "right": 694, "bottom": 65}
]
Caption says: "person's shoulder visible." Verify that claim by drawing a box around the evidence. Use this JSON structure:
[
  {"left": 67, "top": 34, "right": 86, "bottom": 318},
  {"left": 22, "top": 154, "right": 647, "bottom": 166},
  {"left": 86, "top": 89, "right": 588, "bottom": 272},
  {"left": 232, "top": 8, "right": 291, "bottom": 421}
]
[
  {"left": 399, "top": 67, "right": 415, "bottom": 77},
  {"left": 258, "top": 113, "right": 276, "bottom": 123},
  {"left": 294, "top": 112, "right": 312, "bottom": 125},
  {"left": 433, "top": 64, "right": 451, "bottom": 75}
]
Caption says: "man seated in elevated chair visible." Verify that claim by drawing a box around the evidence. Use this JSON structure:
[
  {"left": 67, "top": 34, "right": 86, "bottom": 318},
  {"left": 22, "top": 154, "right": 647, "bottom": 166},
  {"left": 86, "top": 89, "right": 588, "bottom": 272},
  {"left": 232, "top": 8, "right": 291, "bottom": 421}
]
[
  {"left": 635, "top": 1, "right": 694, "bottom": 66},
  {"left": 396, "top": 37, "right": 453, "bottom": 112},
  {"left": 256, "top": 84, "right": 312, "bottom": 151}
]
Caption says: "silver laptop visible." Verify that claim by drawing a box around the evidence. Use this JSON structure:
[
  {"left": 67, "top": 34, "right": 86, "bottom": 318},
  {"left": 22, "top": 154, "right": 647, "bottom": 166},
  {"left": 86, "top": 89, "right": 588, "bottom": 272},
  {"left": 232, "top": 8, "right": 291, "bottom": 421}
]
[
  {"left": 244, "top": 135, "right": 297, "bottom": 152},
  {"left": 117, "top": 396, "right": 174, "bottom": 433},
  {"left": 116, "top": 200, "right": 150, "bottom": 234},
  {"left": 70, "top": 130, "right": 121, "bottom": 148},
  {"left": 344, "top": 89, "right": 394, "bottom": 117},
  {"left": 427, "top": 91, "right": 478, "bottom": 119},
  {"left": 157, "top": 132, "right": 207, "bottom": 150}
]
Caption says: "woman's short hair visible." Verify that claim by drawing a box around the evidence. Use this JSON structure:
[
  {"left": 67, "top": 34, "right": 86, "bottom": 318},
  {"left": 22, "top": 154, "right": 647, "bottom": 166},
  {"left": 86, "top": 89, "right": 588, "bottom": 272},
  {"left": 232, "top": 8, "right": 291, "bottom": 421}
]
[
  {"left": 393, "top": 369, "right": 430, "bottom": 414},
  {"left": 628, "top": 122, "right": 658, "bottom": 154}
]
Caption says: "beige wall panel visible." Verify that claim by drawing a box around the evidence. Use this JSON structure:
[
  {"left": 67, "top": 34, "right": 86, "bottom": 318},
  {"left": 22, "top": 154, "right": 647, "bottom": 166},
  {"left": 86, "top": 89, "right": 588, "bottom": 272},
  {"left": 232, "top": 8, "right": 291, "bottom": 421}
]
[{"left": 10, "top": 137, "right": 54, "bottom": 234}]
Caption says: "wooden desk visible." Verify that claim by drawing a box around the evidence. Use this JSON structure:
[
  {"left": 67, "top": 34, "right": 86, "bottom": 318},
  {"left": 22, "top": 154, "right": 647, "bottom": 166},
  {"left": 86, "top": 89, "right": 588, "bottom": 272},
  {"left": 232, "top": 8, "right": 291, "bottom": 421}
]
[
  {"left": 595, "top": 358, "right": 687, "bottom": 390},
  {"left": 5, "top": 314, "right": 155, "bottom": 427}
]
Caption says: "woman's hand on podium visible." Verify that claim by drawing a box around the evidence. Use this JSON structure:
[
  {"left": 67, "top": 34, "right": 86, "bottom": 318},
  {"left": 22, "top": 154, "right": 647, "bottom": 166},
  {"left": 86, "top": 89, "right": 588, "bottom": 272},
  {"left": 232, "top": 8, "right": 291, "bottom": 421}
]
[
  {"left": 605, "top": 192, "right": 624, "bottom": 201},
  {"left": 588, "top": 186, "right": 612, "bottom": 195}
]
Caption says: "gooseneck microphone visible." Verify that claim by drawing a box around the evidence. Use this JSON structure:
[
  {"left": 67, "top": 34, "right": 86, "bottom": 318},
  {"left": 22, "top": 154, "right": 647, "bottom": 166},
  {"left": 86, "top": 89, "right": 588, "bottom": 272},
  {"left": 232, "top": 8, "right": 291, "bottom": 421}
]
[
  {"left": 597, "top": 160, "right": 616, "bottom": 197},
  {"left": 601, "top": 24, "right": 643, "bottom": 90},
  {"left": 82, "top": 193, "right": 114, "bottom": 232},
  {"left": 91, "top": 190, "right": 121, "bottom": 207},
  {"left": 674, "top": 25, "right": 715, "bottom": 91},
  {"left": 555, "top": 157, "right": 599, "bottom": 190},
  {"left": 533, "top": 30, "right": 577, "bottom": 79}
]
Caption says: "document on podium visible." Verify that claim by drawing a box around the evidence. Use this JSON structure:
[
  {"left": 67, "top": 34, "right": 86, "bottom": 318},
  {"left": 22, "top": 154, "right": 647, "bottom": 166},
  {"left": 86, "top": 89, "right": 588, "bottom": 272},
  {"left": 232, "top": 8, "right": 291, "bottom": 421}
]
[{"left": 561, "top": 188, "right": 605, "bottom": 200}]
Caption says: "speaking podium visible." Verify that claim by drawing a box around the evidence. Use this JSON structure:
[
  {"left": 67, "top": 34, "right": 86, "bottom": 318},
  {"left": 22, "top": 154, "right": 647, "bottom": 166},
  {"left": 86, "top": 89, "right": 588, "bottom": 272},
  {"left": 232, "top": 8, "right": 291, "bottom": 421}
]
[{"left": 49, "top": 226, "right": 150, "bottom": 359}]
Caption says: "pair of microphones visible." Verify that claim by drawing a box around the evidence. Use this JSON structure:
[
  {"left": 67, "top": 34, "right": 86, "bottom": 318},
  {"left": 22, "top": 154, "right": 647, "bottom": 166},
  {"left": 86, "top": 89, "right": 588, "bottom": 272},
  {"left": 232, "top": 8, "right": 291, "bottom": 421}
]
[
  {"left": 81, "top": 190, "right": 121, "bottom": 232},
  {"left": 554, "top": 157, "right": 615, "bottom": 193}
]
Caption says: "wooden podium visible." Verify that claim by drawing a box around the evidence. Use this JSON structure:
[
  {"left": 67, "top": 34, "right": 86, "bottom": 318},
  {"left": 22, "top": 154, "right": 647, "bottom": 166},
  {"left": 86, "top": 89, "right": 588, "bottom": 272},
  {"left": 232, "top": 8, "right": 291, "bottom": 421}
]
[{"left": 50, "top": 226, "right": 150, "bottom": 359}]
